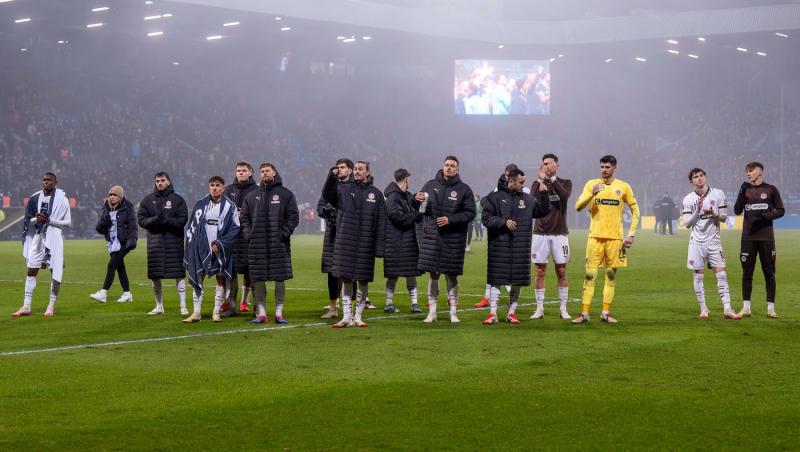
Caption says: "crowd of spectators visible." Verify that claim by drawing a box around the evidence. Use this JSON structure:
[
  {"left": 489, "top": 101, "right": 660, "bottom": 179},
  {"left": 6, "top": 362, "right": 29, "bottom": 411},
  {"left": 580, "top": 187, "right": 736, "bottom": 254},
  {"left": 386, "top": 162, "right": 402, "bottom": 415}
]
[{"left": 1, "top": 73, "right": 797, "bottom": 239}]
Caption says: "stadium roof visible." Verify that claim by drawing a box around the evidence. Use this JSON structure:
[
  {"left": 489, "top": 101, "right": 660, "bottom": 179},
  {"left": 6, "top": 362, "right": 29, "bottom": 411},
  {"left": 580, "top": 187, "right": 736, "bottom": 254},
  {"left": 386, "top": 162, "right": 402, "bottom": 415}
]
[{"left": 169, "top": 0, "right": 800, "bottom": 44}]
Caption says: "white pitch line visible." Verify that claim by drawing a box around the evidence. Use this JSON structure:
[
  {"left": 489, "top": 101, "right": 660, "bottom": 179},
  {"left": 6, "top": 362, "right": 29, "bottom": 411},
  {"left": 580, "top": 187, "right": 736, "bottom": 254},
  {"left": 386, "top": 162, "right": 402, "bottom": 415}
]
[{"left": 0, "top": 300, "right": 574, "bottom": 357}]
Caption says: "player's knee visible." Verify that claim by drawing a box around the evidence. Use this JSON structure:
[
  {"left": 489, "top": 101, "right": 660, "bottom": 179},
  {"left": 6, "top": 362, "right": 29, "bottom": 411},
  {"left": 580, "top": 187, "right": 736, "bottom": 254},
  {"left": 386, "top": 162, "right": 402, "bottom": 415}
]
[
  {"left": 604, "top": 268, "right": 617, "bottom": 282},
  {"left": 27, "top": 268, "right": 37, "bottom": 277},
  {"left": 535, "top": 265, "right": 547, "bottom": 279},
  {"left": 584, "top": 268, "right": 598, "bottom": 283},
  {"left": 555, "top": 265, "right": 567, "bottom": 279}
]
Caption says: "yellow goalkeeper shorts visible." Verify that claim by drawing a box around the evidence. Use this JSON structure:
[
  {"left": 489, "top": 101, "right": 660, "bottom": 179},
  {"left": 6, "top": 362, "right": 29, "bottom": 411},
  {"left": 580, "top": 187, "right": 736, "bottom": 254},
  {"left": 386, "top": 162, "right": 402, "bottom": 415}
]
[{"left": 585, "top": 237, "right": 628, "bottom": 268}]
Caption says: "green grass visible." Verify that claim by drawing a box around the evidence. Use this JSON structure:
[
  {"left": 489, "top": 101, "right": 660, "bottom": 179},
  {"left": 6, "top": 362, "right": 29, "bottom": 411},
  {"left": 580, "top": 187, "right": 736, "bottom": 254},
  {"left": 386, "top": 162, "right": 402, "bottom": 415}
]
[{"left": 1, "top": 231, "right": 798, "bottom": 450}]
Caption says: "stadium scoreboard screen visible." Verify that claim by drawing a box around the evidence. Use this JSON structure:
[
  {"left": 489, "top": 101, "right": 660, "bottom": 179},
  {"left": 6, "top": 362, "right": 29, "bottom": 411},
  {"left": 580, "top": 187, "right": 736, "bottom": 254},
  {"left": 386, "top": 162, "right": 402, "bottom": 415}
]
[{"left": 454, "top": 59, "right": 550, "bottom": 115}]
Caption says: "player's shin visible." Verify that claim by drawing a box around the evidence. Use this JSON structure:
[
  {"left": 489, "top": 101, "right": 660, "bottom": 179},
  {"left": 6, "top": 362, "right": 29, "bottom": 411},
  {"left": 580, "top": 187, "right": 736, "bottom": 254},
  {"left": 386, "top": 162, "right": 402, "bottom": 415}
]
[
  {"left": 694, "top": 272, "right": 707, "bottom": 312},
  {"left": 715, "top": 271, "right": 731, "bottom": 310},
  {"left": 601, "top": 268, "right": 616, "bottom": 313},
  {"left": 581, "top": 268, "right": 598, "bottom": 313},
  {"left": 24, "top": 275, "right": 37, "bottom": 308}
]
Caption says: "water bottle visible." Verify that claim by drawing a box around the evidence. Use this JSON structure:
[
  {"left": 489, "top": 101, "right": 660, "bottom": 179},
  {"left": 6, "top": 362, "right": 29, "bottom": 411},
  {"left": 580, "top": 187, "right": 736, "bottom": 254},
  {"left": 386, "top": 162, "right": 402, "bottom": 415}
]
[{"left": 419, "top": 192, "right": 429, "bottom": 213}]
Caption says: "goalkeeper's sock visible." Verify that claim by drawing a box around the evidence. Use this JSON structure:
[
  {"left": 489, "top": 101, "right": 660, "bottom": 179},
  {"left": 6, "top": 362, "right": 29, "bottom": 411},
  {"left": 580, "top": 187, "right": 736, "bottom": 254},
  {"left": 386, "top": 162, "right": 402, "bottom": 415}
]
[
  {"left": 581, "top": 268, "right": 598, "bottom": 314},
  {"left": 742, "top": 300, "right": 751, "bottom": 311},
  {"left": 602, "top": 268, "right": 616, "bottom": 312}
]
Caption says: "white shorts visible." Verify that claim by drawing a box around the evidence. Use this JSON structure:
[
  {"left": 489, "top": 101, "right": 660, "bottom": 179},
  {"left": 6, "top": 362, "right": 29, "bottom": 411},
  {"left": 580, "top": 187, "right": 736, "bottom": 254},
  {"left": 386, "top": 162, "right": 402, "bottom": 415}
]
[
  {"left": 687, "top": 241, "right": 726, "bottom": 270},
  {"left": 25, "top": 235, "right": 50, "bottom": 270},
  {"left": 532, "top": 234, "right": 570, "bottom": 265}
]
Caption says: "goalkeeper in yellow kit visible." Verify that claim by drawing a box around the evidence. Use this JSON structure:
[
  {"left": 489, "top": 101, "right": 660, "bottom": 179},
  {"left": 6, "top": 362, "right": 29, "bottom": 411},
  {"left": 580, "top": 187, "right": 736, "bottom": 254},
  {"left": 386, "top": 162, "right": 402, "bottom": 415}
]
[{"left": 573, "top": 155, "right": 640, "bottom": 323}]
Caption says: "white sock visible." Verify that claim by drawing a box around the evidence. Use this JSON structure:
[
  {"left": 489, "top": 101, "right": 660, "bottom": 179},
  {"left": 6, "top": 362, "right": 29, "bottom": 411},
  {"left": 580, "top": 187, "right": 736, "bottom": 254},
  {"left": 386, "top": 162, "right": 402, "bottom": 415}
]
[
  {"left": 257, "top": 300, "right": 266, "bottom": 316},
  {"left": 428, "top": 278, "right": 439, "bottom": 313},
  {"left": 484, "top": 284, "right": 491, "bottom": 298},
  {"left": 446, "top": 277, "right": 458, "bottom": 316},
  {"left": 489, "top": 286, "right": 500, "bottom": 315},
  {"left": 558, "top": 287, "right": 569, "bottom": 310},
  {"left": 385, "top": 278, "right": 395, "bottom": 306},
  {"left": 509, "top": 286, "right": 520, "bottom": 314},
  {"left": 213, "top": 285, "right": 224, "bottom": 313},
  {"left": 176, "top": 279, "right": 187, "bottom": 309},
  {"left": 241, "top": 284, "right": 251, "bottom": 303},
  {"left": 715, "top": 271, "right": 731, "bottom": 310},
  {"left": 534, "top": 288, "right": 545, "bottom": 310},
  {"left": 409, "top": 286, "right": 418, "bottom": 305},
  {"left": 48, "top": 281, "right": 58, "bottom": 310},
  {"left": 602, "top": 309, "right": 609, "bottom": 316},
  {"left": 767, "top": 301, "right": 775, "bottom": 311},
  {"left": 24, "top": 276, "right": 37, "bottom": 308},
  {"left": 193, "top": 288, "right": 204, "bottom": 314},
  {"left": 743, "top": 300, "right": 751, "bottom": 311},
  {"left": 341, "top": 294, "right": 352, "bottom": 320},
  {"left": 693, "top": 273, "right": 707, "bottom": 310},
  {"left": 152, "top": 280, "right": 164, "bottom": 309},
  {"left": 355, "top": 299, "right": 365, "bottom": 322}
]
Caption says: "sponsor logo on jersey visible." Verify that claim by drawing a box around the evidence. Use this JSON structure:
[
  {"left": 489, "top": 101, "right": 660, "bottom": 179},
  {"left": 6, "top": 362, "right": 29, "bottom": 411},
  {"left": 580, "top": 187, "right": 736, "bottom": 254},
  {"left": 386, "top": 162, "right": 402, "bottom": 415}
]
[
  {"left": 744, "top": 203, "right": 768, "bottom": 211},
  {"left": 595, "top": 198, "right": 620, "bottom": 206}
]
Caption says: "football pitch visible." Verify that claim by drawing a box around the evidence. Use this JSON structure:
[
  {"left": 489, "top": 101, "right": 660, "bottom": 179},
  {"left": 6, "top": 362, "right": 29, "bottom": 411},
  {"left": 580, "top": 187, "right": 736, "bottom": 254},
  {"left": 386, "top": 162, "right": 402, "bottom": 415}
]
[{"left": 1, "top": 230, "right": 798, "bottom": 450}]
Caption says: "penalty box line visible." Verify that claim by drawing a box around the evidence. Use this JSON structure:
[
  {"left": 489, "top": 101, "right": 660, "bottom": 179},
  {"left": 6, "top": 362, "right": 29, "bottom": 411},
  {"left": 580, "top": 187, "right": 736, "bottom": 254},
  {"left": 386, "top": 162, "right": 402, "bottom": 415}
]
[{"left": 0, "top": 300, "right": 575, "bottom": 357}]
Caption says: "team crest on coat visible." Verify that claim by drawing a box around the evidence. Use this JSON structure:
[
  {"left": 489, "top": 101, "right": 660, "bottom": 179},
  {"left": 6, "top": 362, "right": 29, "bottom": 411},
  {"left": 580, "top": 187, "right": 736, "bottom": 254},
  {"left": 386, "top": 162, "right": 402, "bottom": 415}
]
[
  {"left": 271, "top": 194, "right": 280, "bottom": 204},
  {"left": 760, "top": 193, "right": 768, "bottom": 200},
  {"left": 165, "top": 200, "right": 172, "bottom": 209},
  {"left": 518, "top": 199, "right": 525, "bottom": 208},
  {"left": 450, "top": 191, "right": 457, "bottom": 197}
]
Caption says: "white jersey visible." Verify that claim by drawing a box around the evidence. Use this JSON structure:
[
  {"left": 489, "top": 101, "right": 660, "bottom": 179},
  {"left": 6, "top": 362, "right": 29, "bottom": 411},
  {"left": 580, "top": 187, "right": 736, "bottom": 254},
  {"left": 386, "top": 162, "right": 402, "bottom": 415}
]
[
  {"left": 681, "top": 188, "right": 727, "bottom": 245},
  {"left": 204, "top": 200, "right": 222, "bottom": 247}
]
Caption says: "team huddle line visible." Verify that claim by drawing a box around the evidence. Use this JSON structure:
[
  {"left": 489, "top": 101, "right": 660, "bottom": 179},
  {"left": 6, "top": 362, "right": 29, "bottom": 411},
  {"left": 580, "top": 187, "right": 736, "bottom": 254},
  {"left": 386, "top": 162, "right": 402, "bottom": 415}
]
[{"left": 10, "top": 155, "right": 784, "bottom": 325}]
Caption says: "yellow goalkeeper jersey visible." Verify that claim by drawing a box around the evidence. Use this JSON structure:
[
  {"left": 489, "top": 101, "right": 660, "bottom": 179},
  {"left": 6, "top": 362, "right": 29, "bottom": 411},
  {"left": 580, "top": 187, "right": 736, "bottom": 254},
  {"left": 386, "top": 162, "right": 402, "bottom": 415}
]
[{"left": 575, "top": 178, "right": 640, "bottom": 240}]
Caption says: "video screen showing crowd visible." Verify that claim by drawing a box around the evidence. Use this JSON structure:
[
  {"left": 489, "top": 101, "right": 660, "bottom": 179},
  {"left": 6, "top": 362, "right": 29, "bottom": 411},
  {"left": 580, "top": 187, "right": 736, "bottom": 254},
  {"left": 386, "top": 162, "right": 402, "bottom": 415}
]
[
  {"left": 454, "top": 60, "right": 551, "bottom": 116},
  {"left": 10, "top": 155, "right": 784, "bottom": 325}
]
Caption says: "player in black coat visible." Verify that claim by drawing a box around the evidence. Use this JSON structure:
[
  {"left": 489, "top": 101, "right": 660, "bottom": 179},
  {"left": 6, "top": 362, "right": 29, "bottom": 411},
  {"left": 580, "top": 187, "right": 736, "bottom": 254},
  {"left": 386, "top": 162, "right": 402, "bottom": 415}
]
[
  {"left": 222, "top": 162, "right": 258, "bottom": 315},
  {"left": 322, "top": 160, "right": 386, "bottom": 328},
  {"left": 137, "top": 172, "right": 189, "bottom": 315},
  {"left": 240, "top": 163, "right": 299, "bottom": 324},
  {"left": 382, "top": 168, "right": 422, "bottom": 314},
  {"left": 481, "top": 169, "right": 550, "bottom": 324},
  {"left": 415, "top": 156, "right": 476, "bottom": 323},
  {"left": 318, "top": 158, "right": 354, "bottom": 319},
  {"left": 91, "top": 185, "right": 138, "bottom": 304}
]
